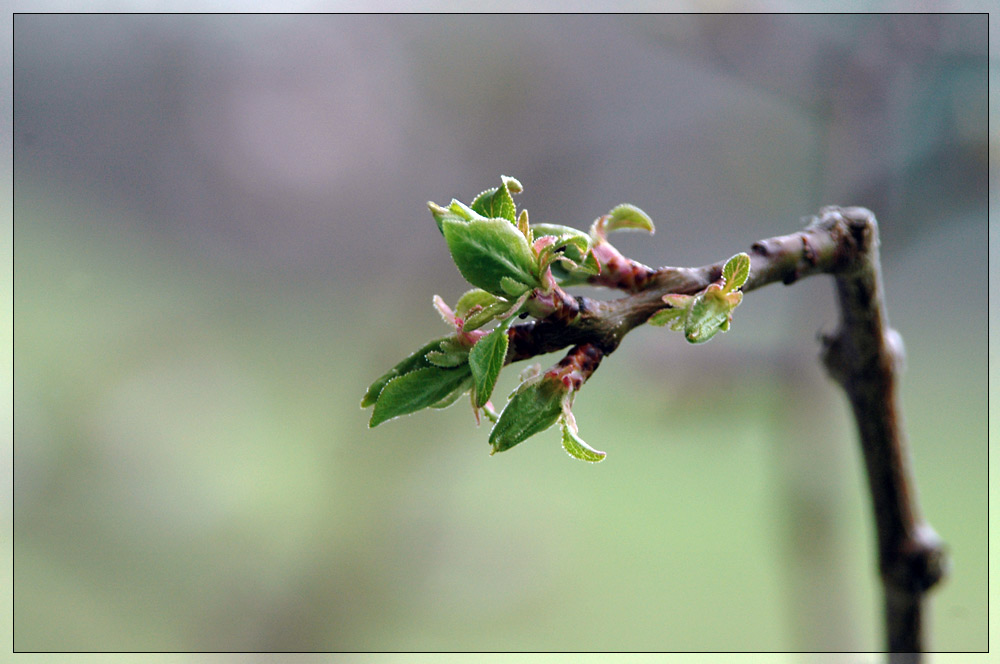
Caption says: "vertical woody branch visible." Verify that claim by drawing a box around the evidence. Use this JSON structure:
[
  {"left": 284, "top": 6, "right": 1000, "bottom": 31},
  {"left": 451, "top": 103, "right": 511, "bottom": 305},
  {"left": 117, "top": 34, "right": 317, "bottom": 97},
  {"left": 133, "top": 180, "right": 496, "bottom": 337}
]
[{"left": 816, "top": 207, "right": 946, "bottom": 658}]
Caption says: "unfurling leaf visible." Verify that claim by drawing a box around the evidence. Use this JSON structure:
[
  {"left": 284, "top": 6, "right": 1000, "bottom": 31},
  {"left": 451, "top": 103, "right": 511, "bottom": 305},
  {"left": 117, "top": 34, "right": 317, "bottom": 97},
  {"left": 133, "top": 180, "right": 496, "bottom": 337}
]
[
  {"left": 532, "top": 223, "right": 599, "bottom": 284},
  {"left": 433, "top": 294, "right": 457, "bottom": 328},
  {"left": 531, "top": 223, "right": 592, "bottom": 252},
  {"left": 722, "top": 252, "right": 751, "bottom": 292},
  {"left": 517, "top": 209, "right": 531, "bottom": 242},
  {"left": 455, "top": 289, "right": 499, "bottom": 319},
  {"left": 442, "top": 218, "right": 540, "bottom": 295},
  {"left": 684, "top": 285, "right": 743, "bottom": 344},
  {"left": 369, "top": 365, "right": 473, "bottom": 427},
  {"left": 606, "top": 204, "right": 655, "bottom": 234},
  {"left": 560, "top": 420, "right": 606, "bottom": 463},
  {"left": 428, "top": 200, "right": 482, "bottom": 233},
  {"left": 469, "top": 327, "right": 509, "bottom": 408},
  {"left": 501, "top": 174, "right": 523, "bottom": 194},
  {"left": 471, "top": 175, "right": 521, "bottom": 224},
  {"left": 427, "top": 202, "right": 454, "bottom": 233},
  {"left": 592, "top": 204, "right": 655, "bottom": 239},
  {"left": 489, "top": 375, "right": 566, "bottom": 454}
]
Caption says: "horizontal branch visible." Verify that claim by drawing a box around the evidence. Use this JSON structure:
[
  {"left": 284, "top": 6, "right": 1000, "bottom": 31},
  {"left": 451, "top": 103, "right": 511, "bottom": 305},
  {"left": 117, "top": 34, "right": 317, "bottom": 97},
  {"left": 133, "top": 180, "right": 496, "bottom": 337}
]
[{"left": 508, "top": 205, "right": 863, "bottom": 361}]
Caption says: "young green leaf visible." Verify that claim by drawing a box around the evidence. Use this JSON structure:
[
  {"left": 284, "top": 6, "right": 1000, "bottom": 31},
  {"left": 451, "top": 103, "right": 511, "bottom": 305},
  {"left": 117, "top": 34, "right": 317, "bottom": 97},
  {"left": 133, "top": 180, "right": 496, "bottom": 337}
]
[
  {"left": 463, "top": 299, "right": 513, "bottom": 331},
  {"left": 361, "top": 337, "right": 450, "bottom": 407},
  {"left": 683, "top": 286, "right": 742, "bottom": 344},
  {"left": 576, "top": 250, "right": 601, "bottom": 276},
  {"left": 531, "top": 223, "right": 592, "bottom": 249},
  {"left": 593, "top": 204, "right": 655, "bottom": 238},
  {"left": 553, "top": 233, "right": 591, "bottom": 257},
  {"left": 369, "top": 365, "right": 473, "bottom": 427},
  {"left": 648, "top": 294, "right": 694, "bottom": 330},
  {"left": 560, "top": 420, "right": 606, "bottom": 463},
  {"left": 517, "top": 208, "right": 531, "bottom": 242},
  {"left": 500, "top": 276, "right": 531, "bottom": 297},
  {"left": 455, "top": 289, "right": 499, "bottom": 319},
  {"left": 471, "top": 176, "right": 520, "bottom": 224},
  {"left": 532, "top": 224, "right": 600, "bottom": 283},
  {"left": 684, "top": 291, "right": 723, "bottom": 343},
  {"left": 430, "top": 376, "right": 474, "bottom": 409},
  {"left": 428, "top": 199, "right": 483, "bottom": 233},
  {"left": 489, "top": 376, "right": 566, "bottom": 454},
  {"left": 426, "top": 349, "right": 468, "bottom": 367},
  {"left": 428, "top": 201, "right": 455, "bottom": 233},
  {"left": 468, "top": 327, "right": 509, "bottom": 408},
  {"left": 448, "top": 199, "right": 480, "bottom": 220},
  {"left": 722, "top": 252, "right": 751, "bottom": 292},
  {"left": 501, "top": 174, "right": 523, "bottom": 194},
  {"left": 647, "top": 307, "right": 685, "bottom": 328},
  {"left": 442, "top": 218, "right": 540, "bottom": 295}
]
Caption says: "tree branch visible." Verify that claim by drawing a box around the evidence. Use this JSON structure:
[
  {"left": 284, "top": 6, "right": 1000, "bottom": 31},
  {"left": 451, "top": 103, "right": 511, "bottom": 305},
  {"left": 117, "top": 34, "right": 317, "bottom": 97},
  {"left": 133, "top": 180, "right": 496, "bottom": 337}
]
[
  {"left": 504, "top": 206, "right": 946, "bottom": 655},
  {"left": 816, "top": 207, "right": 946, "bottom": 659}
]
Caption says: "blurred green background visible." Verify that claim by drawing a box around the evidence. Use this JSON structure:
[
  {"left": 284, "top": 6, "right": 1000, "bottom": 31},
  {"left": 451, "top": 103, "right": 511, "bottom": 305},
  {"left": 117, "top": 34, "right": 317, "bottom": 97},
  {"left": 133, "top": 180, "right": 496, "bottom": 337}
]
[{"left": 11, "top": 13, "right": 990, "bottom": 657}]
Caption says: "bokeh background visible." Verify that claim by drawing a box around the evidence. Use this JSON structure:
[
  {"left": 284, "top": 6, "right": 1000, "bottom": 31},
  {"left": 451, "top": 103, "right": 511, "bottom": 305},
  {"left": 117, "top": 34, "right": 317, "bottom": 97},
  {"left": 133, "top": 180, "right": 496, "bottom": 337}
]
[{"left": 11, "top": 13, "right": 991, "bottom": 658}]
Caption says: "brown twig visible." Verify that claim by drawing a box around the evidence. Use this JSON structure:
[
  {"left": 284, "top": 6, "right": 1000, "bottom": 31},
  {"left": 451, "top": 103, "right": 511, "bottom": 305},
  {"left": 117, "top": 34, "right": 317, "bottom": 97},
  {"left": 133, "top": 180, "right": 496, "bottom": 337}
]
[
  {"left": 816, "top": 207, "right": 946, "bottom": 658},
  {"left": 504, "top": 206, "right": 945, "bottom": 655}
]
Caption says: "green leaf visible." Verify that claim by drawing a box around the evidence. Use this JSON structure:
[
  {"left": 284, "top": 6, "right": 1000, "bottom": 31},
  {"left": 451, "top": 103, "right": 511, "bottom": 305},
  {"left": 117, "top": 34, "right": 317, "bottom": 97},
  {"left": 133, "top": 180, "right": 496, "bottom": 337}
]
[
  {"left": 369, "top": 365, "right": 472, "bottom": 427},
  {"left": 648, "top": 294, "right": 693, "bottom": 330},
  {"left": 442, "top": 218, "right": 540, "bottom": 295},
  {"left": 361, "top": 337, "right": 450, "bottom": 407},
  {"left": 554, "top": 234, "right": 591, "bottom": 257},
  {"left": 495, "top": 289, "right": 532, "bottom": 323},
  {"left": 501, "top": 174, "right": 523, "bottom": 194},
  {"left": 560, "top": 420, "right": 606, "bottom": 463},
  {"left": 722, "top": 252, "right": 751, "bottom": 291},
  {"left": 605, "top": 204, "right": 655, "bottom": 234},
  {"left": 576, "top": 251, "right": 601, "bottom": 276},
  {"left": 428, "top": 202, "right": 453, "bottom": 233},
  {"left": 662, "top": 293, "right": 694, "bottom": 308},
  {"left": 430, "top": 376, "right": 473, "bottom": 409},
  {"left": 426, "top": 349, "right": 468, "bottom": 367},
  {"left": 463, "top": 299, "right": 513, "bottom": 331},
  {"left": 500, "top": 276, "right": 531, "bottom": 297},
  {"left": 468, "top": 327, "right": 509, "bottom": 408},
  {"left": 531, "top": 223, "right": 591, "bottom": 249},
  {"left": 684, "top": 286, "right": 742, "bottom": 344},
  {"left": 448, "top": 199, "right": 480, "bottom": 220},
  {"left": 428, "top": 199, "right": 482, "bottom": 233},
  {"left": 471, "top": 176, "right": 520, "bottom": 224},
  {"left": 647, "top": 307, "right": 685, "bottom": 328},
  {"left": 455, "top": 289, "right": 499, "bottom": 319},
  {"left": 532, "top": 224, "right": 599, "bottom": 283},
  {"left": 489, "top": 376, "right": 566, "bottom": 454},
  {"left": 517, "top": 208, "right": 532, "bottom": 243}
]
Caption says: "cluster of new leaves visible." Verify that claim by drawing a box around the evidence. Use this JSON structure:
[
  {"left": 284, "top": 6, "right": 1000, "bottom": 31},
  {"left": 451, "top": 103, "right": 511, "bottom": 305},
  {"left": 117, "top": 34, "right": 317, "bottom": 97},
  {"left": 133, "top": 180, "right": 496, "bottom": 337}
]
[
  {"left": 362, "top": 176, "right": 748, "bottom": 462},
  {"left": 647, "top": 252, "right": 750, "bottom": 343}
]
